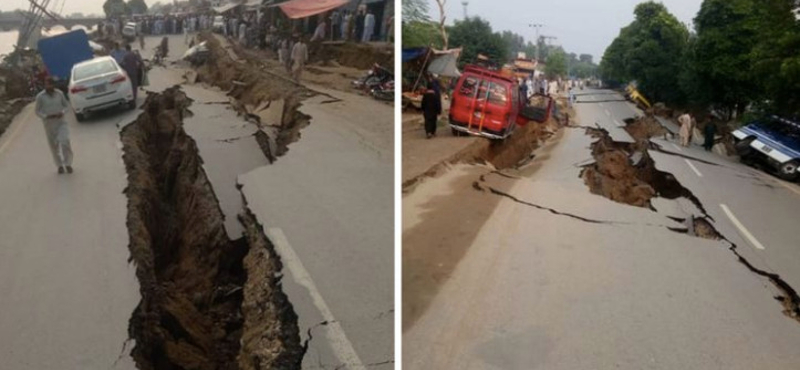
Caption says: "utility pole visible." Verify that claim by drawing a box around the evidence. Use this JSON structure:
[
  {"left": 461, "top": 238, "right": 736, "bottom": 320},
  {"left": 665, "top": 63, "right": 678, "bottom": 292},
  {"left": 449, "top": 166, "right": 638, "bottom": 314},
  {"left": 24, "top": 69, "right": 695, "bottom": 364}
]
[
  {"left": 528, "top": 23, "right": 542, "bottom": 62},
  {"left": 461, "top": 1, "right": 469, "bottom": 19}
]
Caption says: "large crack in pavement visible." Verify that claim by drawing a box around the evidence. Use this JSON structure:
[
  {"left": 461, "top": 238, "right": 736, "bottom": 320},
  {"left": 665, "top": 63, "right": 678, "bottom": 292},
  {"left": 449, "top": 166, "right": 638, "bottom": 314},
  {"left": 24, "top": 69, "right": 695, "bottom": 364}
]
[
  {"left": 121, "top": 87, "right": 303, "bottom": 369},
  {"left": 579, "top": 121, "right": 800, "bottom": 325}
]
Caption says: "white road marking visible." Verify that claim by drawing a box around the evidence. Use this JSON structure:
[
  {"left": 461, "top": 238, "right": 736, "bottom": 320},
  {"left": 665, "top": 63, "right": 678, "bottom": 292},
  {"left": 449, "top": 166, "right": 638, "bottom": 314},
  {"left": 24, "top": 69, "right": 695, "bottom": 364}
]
[
  {"left": 267, "top": 228, "right": 366, "bottom": 370},
  {"left": 615, "top": 120, "right": 624, "bottom": 127},
  {"left": 671, "top": 143, "right": 683, "bottom": 152},
  {"left": 684, "top": 159, "right": 703, "bottom": 177},
  {"left": 599, "top": 103, "right": 605, "bottom": 108},
  {"left": 720, "top": 204, "right": 766, "bottom": 250},
  {"left": 604, "top": 109, "right": 611, "bottom": 116}
]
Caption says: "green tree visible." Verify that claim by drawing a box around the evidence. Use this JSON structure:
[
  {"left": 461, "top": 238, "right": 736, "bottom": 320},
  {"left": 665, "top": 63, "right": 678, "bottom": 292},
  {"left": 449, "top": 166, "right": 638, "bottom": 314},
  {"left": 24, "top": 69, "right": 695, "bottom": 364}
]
[
  {"left": 545, "top": 49, "right": 567, "bottom": 78},
  {"left": 127, "top": 0, "right": 148, "bottom": 14},
  {"left": 691, "top": 0, "right": 759, "bottom": 117},
  {"left": 448, "top": 16, "right": 509, "bottom": 66},
  {"left": 599, "top": 1, "right": 689, "bottom": 104},
  {"left": 749, "top": 0, "right": 800, "bottom": 116},
  {"left": 579, "top": 54, "right": 593, "bottom": 64},
  {"left": 103, "top": 0, "right": 129, "bottom": 17}
]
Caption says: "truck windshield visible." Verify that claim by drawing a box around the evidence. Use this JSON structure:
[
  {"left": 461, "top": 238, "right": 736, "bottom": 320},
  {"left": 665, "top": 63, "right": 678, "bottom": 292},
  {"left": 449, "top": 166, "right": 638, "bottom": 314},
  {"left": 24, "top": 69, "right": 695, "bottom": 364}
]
[{"left": 74, "top": 60, "right": 117, "bottom": 81}]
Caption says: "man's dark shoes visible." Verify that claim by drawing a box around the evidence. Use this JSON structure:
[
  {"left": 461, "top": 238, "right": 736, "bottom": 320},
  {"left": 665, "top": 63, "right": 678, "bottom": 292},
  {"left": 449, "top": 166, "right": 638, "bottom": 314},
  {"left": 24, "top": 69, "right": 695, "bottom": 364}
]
[{"left": 58, "top": 167, "right": 65, "bottom": 174}]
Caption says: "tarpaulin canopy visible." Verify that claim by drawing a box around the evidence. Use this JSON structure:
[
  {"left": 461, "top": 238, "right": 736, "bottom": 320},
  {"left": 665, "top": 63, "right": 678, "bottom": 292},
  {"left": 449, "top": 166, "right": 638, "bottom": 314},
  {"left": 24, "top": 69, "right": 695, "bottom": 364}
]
[
  {"left": 402, "top": 48, "right": 427, "bottom": 62},
  {"left": 427, "top": 53, "right": 461, "bottom": 78},
  {"left": 212, "top": 3, "right": 240, "bottom": 14},
  {"left": 271, "top": 0, "right": 349, "bottom": 19}
]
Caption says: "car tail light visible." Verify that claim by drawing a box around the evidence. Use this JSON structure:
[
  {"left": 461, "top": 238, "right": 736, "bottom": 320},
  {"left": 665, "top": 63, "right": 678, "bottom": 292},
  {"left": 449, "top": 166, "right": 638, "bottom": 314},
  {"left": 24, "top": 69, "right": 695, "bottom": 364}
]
[
  {"left": 70, "top": 85, "right": 88, "bottom": 94},
  {"left": 111, "top": 74, "right": 127, "bottom": 84}
]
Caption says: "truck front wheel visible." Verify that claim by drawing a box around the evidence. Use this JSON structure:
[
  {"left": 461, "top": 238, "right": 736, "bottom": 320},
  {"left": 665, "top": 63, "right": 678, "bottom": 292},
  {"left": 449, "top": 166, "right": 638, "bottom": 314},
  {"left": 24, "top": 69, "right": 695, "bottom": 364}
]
[{"left": 778, "top": 160, "right": 799, "bottom": 181}]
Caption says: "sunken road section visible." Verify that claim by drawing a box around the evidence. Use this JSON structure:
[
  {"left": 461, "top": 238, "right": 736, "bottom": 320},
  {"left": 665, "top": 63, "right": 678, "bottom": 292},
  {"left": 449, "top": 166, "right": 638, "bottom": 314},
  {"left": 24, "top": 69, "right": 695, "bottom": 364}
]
[{"left": 121, "top": 87, "right": 303, "bottom": 369}]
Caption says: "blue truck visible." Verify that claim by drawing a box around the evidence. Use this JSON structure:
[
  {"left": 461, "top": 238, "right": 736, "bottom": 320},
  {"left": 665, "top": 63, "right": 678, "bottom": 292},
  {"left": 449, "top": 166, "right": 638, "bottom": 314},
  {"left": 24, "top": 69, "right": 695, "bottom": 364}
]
[
  {"left": 37, "top": 29, "right": 94, "bottom": 94},
  {"left": 733, "top": 116, "right": 800, "bottom": 181}
]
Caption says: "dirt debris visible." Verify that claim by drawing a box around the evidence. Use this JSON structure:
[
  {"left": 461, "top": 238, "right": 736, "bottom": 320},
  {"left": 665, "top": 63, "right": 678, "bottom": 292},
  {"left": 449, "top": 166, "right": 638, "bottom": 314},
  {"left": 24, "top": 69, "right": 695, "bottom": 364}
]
[
  {"left": 622, "top": 114, "right": 669, "bottom": 142},
  {"left": 581, "top": 127, "right": 707, "bottom": 214},
  {"left": 403, "top": 118, "right": 560, "bottom": 192},
  {"left": 194, "top": 33, "right": 311, "bottom": 157},
  {"left": 121, "top": 87, "right": 302, "bottom": 369}
]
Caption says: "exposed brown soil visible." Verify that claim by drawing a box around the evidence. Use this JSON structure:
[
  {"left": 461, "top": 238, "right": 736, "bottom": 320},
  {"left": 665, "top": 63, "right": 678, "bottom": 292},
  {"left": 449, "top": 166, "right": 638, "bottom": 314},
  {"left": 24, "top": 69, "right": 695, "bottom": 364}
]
[
  {"left": 581, "top": 127, "right": 708, "bottom": 214},
  {"left": 195, "top": 33, "right": 311, "bottom": 157},
  {"left": 121, "top": 87, "right": 302, "bottom": 369},
  {"left": 402, "top": 118, "right": 560, "bottom": 191},
  {"left": 623, "top": 114, "right": 668, "bottom": 142},
  {"left": 316, "top": 42, "right": 394, "bottom": 71}
]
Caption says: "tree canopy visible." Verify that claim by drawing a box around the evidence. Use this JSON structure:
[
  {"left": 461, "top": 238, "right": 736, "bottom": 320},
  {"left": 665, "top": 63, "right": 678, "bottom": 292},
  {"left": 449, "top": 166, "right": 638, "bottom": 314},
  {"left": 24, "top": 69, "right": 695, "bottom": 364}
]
[
  {"left": 601, "top": 0, "right": 800, "bottom": 118},
  {"left": 128, "top": 0, "right": 148, "bottom": 15},
  {"left": 599, "top": 1, "right": 689, "bottom": 104},
  {"left": 103, "top": 0, "right": 129, "bottom": 17},
  {"left": 447, "top": 17, "right": 508, "bottom": 66}
]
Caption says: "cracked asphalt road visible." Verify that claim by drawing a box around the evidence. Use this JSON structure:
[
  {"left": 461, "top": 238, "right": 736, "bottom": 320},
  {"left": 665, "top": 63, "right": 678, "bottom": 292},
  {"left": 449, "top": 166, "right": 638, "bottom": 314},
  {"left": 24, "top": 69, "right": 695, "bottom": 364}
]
[
  {"left": 403, "top": 89, "right": 800, "bottom": 369},
  {"left": 0, "top": 35, "right": 392, "bottom": 369}
]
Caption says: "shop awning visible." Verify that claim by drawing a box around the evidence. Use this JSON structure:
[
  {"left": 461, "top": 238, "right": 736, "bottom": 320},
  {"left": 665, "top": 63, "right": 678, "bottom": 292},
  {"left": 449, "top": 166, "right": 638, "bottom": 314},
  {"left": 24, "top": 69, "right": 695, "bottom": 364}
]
[
  {"left": 428, "top": 49, "right": 462, "bottom": 78},
  {"left": 402, "top": 48, "right": 427, "bottom": 62},
  {"left": 272, "top": 0, "right": 349, "bottom": 19}
]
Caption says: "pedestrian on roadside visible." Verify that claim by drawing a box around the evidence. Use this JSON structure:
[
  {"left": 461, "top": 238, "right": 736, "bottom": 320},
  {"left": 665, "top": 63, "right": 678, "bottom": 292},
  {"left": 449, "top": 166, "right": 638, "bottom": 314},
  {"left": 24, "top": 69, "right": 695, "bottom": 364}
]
[
  {"left": 110, "top": 43, "right": 126, "bottom": 65},
  {"left": 568, "top": 87, "right": 574, "bottom": 108},
  {"left": 520, "top": 80, "right": 528, "bottom": 106},
  {"left": 703, "top": 121, "right": 717, "bottom": 152},
  {"left": 678, "top": 112, "right": 694, "bottom": 147},
  {"left": 121, "top": 44, "right": 142, "bottom": 102},
  {"left": 421, "top": 88, "right": 442, "bottom": 139},
  {"left": 311, "top": 18, "right": 327, "bottom": 42},
  {"left": 362, "top": 10, "right": 375, "bottom": 42},
  {"left": 342, "top": 11, "right": 351, "bottom": 41},
  {"left": 279, "top": 37, "right": 291, "bottom": 73},
  {"left": 355, "top": 10, "right": 365, "bottom": 42},
  {"left": 35, "top": 77, "right": 73, "bottom": 174},
  {"left": 239, "top": 21, "right": 248, "bottom": 46},
  {"left": 330, "top": 10, "right": 341, "bottom": 41},
  {"left": 290, "top": 35, "right": 308, "bottom": 82}
]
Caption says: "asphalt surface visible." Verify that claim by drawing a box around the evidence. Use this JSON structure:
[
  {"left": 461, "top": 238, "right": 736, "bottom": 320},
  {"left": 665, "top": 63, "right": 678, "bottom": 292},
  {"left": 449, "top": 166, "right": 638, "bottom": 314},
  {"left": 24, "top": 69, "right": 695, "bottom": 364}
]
[
  {"left": 403, "top": 89, "right": 800, "bottom": 369},
  {"left": 0, "top": 34, "right": 393, "bottom": 369},
  {"left": 0, "top": 93, "right": 142, "bottom": 369}
]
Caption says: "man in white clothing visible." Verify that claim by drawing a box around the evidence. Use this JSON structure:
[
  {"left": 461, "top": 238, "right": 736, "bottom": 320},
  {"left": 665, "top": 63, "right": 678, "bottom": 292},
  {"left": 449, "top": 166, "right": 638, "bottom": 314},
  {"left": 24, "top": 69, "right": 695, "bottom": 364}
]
[
  {"left": 290, "top": 35, "right": 308, "bottom": 82},
  {"left": 35, "top": 78, "right": 74, "bottom": 174},
  {"left": 362, "top": 10, "right": 375, "bottom": 42}
]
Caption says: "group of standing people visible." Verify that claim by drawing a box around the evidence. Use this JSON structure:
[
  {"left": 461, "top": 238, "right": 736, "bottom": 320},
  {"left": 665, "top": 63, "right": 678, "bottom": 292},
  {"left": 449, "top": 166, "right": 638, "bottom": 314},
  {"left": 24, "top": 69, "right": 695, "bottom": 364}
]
[{"left": 678, "top": 113, "right": 717, "bottom": 151}]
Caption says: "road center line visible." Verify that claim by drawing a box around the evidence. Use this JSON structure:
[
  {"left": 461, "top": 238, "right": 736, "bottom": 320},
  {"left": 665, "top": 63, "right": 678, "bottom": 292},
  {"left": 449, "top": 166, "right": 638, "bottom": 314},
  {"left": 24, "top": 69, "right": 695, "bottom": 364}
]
[
  {"left": 720, "top": 204, "right": 766, "bottom": 250},
  {"left": 604, "top": 108, "right": 611, "bottom": 116},
  {"left": 671, "top": 143, "right": 683, "bottom": 152},
  {"left": 684, "top": 159, "right": 703, "bottom": 177},
  {"left": 267, "top": 228, "right": 366, "bottom": 370}
]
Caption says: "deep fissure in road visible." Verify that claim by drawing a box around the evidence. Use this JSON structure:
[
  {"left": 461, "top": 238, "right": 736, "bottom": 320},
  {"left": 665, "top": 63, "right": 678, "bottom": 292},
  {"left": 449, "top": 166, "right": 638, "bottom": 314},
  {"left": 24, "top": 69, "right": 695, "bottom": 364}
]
[
  {"left": 121, "top": 87, "right": 303, "bottom": 369},
  {"left": 580, "top": 123, "right": 800, "bottom": 324}
]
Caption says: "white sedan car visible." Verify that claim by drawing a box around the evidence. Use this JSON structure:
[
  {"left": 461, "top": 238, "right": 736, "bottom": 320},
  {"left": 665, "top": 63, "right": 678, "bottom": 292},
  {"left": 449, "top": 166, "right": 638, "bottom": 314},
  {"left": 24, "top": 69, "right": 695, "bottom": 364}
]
[{"left": 68, "top": 56, "right": 135, "bottom": 121}]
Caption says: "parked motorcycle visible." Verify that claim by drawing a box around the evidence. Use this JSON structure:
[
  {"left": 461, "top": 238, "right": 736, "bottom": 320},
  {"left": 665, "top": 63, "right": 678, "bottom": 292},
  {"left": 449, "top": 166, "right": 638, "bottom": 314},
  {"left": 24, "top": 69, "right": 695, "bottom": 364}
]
[
  {"left": 370, "top": 79, "right": 394, "bottom": 102},
  {"left": 352, "top": 63, "right": 393, "bottom": 91}
]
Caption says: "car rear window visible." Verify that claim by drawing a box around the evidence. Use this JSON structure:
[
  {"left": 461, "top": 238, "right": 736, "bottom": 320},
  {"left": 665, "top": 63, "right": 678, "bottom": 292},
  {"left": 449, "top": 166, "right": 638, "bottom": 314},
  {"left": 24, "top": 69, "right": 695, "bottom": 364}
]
[
  {"left": 459, "top": 76, "right": 509, "bottom": 105},
  {"left": 74, "top": 60, "right": 117, "bottom": 81}
]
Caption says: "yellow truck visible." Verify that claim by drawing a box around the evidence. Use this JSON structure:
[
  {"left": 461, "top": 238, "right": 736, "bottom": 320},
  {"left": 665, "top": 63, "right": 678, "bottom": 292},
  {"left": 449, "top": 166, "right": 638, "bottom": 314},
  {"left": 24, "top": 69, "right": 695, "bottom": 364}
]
[{"left": 625, "top": 83, "right": 651, "bottom": 109}]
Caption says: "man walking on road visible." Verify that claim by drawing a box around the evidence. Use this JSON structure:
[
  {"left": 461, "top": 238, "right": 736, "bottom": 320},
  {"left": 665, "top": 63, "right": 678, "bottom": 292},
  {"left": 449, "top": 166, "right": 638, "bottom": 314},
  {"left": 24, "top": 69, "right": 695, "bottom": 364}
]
[
  {"left": 678, "top": 112, "right": 694, "bottom": 147},
  {"left": 290, "top": 35, "right": 308, "bottom": 82},
  {"left": 35, "top": 78, "right": 73, "bottom": 174}
]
